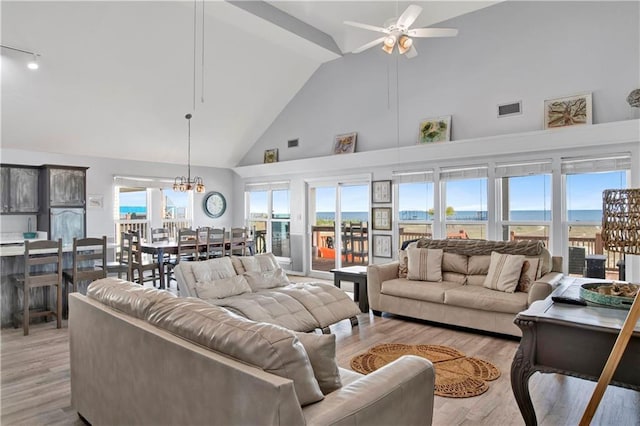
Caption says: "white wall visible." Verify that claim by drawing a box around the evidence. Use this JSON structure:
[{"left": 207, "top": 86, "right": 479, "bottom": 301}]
[
  {"left": 0, "top": 148, "right": 235, "bottom": 238},
  {"left": 239, "top": 1, "right": 640, "bottom": 166}
]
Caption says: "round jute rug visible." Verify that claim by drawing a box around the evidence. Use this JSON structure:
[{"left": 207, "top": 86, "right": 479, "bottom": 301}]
[{"left": 350, "top": 343, "right": 500, "bottom": 398}]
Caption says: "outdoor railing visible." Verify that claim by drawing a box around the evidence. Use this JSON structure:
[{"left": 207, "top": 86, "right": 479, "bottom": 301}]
[{"left": 115, "top": 219, "right": 192, "bottom": 244}]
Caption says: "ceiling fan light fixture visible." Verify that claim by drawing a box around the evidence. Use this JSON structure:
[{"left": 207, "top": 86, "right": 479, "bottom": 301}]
[
  {"left": 398, "top": 36, "right": 413, "bottom": 54},
  {"left": 381, "top": 43, "right": 394, "bottom": 54},
  {"left": 383, "top": 35, "right": 396, "bottom": 48}
]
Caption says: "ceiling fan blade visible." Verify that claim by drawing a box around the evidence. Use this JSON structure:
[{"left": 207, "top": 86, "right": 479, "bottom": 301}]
[
  {"left": 404, "top": 45, "right": 418, "bottom": 59},
  {"left": 352, "top": 36, "right": 387, "bottom": 53},
  {"left": 408, "top": 28, "right": 459, "bottom": 38},
  {"left": 396, "top": 4, "right": 422, "bottom": 28},
  {"left": 344, "top": 21, "right": 389, "bottom": 33}
]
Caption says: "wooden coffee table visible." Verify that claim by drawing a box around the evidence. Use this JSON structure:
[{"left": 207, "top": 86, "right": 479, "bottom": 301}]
[
  {"left": 330, "top": 266, "right": 368, "bottom": 313},
  {"left": 511, "top": 277, "right": 640, "bottom": 425}
]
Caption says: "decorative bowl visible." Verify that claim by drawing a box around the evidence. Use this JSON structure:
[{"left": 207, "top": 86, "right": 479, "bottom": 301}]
[{"left": 579, "top": 282, "right": 638, "bottom": 310}]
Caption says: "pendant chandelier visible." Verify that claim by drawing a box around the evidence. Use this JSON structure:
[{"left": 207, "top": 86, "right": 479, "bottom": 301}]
[
  {"left": 173, "top": 113, "right": 205, "bottom": 193},
  {"left": 173, "top": 0, "right": 206, "bottom": 193}
]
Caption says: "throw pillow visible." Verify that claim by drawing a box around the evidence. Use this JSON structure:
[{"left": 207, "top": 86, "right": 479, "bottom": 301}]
[
  {"left": 406, "top": 248, "right": 443, "bottom": 282},
  {"left": 195, "top": 275, "right": 253, "bottom": 299},
  {"left": 483, "top": 252, "right": 525, "bottom": 293},
  {"left": 240, "top": 256, "right": 260, "bottom": 272},
  {"left": 244, "top": 268, "right": 290, "bottom": 291},
  {"left": 517, "top": 257, "right": 541, "bottom": 293},
  {"left": 256, "top": 253, "right": 279, "bottom": 271},
  {"left": 190, "top": 257, "right": 236, "bottom": 283},
  {"left": 294, "top": 332, "right": 341, "bottom": 395},
  {"left": 398, "top": 241, "right": 417, "bottom": 278}
]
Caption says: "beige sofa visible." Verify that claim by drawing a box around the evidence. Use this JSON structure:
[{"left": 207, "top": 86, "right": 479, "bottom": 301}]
[
  {"left": 368, "top": 239, "right": 563, "bottom": 336},
  {"left": 174, "top": 253, "right": 361, "bottom": 333},
  {"left": 70, "top": 278, "right": 435, "bottom": 425}
]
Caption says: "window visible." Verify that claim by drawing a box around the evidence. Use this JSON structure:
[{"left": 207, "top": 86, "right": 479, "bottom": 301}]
[
  {"left": 395, "top": 171, "right": 434, "bottom": 247},
  {"left": 246, "top": 182, "right": 290, "bottom": 258},
  {"left": 114, "top": 176, "right": 193, "bottom": 242},
  {"left": 441, "top": 166, "right": 488, "bottom": 239},
  {"left": 563, "top": 155, "right": 630, "bottom": 275},
  {"left": 497, "top": 160, "right": 552, "bottom": 245}
]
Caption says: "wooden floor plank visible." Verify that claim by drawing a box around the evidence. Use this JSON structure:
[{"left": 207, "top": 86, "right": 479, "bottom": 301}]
[{"left": 2, "top": 303, "right": 639, "bottom": 425}]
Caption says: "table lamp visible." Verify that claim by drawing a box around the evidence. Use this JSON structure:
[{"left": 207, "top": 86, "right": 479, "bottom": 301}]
[
  {"left": 601, "top": 188, "right": 640, "bottom": 282},
  {"left": 580, "top": 188, "right": 640, "bottom": 425}
]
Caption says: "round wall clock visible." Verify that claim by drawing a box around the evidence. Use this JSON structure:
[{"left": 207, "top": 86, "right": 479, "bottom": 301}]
[{"left": 203, "top": 191, "right": 226, "bottom": 218}]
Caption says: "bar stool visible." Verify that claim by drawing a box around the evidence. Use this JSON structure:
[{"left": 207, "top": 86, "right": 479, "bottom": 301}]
[
  {"left": 63, "top": 237, "right": 108, "bottom": 313},
  {"left": 13, "top": 239, "right": 63, "bottom": 336}
]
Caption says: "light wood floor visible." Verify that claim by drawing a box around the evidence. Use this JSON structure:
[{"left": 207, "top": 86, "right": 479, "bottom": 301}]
[{"left": 2, "top": 292, "right": 639, "bottom": 425}]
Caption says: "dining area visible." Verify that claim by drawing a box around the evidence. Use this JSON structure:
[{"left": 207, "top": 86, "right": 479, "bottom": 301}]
[{"left": 135, "top": 226, "right": 254, "bottom": 290}]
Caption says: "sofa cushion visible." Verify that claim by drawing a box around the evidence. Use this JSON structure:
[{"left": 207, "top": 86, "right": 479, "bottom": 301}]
[
  {"left": 483, "top": 252, "right": 525, "bottom": 293},
  {"left": 467, "top": 275, "right": 487, "bottom": 286},
  {"left": 194, "top": 275, "right": 252, "bottom": 299},
  {"left": 517, "top": 257, "right": 541, "bottom": 293},
  {"left": 381, "top": 278, "right": 463, "bottom": 303},
  {"left": 206, "top": 291, "right": 319, "bottom": 331},
  {"left": 273, "top": 282, "right": 361, "bottom": 329},
  {"left": 147, "top": 297, "right": 324, "bottom": 406},
  {"left": 244, "top": 268, "right": 290, "bottom": 291},
  {"left": 442, "top": 272, "right": 467, "bottom": 285},
  {"left": 398, "top": 241, "right": 417, "bottom": 278},
  {"left": 295, "top": 332, "right": 341, "bottom": 395},
  {"left": 442, "top": 252, "right": 468, "bottom": 275},
  {"left": 191, "top": 257, "right": 236, "bottom": 283},
  {"left": 87, "top": 278, "right": 177, "bottom": 320},
  {"left": 444, "top": 286, "right": 528, "bottom": 314},
  {"left": 407, "top": 248, "right": 443, "bottom": 282},
  {"left": 467, "top": 255, "right": 491, "bottom": 275}
]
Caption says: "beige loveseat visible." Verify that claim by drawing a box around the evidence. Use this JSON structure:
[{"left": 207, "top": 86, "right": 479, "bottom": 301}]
[
  {"left": 70, "top": 279, "right": 435, "bottom": 425},
  {"left": 174, "top": 253, "right": 361, "bottom": 333},
  {"left": 368, "top": 239, "right": 563, "bottom": 336}
]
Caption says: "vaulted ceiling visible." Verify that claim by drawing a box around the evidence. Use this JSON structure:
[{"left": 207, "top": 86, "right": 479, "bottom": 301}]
[{"left": 1, "top": 1, "right": 497, "bottom": 168}]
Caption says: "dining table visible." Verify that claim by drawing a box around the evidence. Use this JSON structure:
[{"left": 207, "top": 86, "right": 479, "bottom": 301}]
[{"left": 141, "top": 239, "right": 255, "bottom": 290}]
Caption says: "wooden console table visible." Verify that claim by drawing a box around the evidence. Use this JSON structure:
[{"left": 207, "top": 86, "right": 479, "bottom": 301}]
[{"left": 511, "top": 277, "right": 640, "bottom": 425}]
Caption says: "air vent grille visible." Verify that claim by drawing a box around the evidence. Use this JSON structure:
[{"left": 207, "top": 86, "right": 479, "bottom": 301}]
[
  {"left": 497, "top": 101, "right": 522, "bottom": 117},
  {"left": 288, "top": 139, "right": 299, "bottom": 148}
]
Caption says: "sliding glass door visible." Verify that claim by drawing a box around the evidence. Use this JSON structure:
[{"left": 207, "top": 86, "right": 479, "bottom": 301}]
[{"left": 308, "top": 179, "right": 369, "bottom": 277}]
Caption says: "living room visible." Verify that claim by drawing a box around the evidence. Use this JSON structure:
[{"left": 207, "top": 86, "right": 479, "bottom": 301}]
[{"left": 1, "top": 1, "right": 639, "bottom": 425}]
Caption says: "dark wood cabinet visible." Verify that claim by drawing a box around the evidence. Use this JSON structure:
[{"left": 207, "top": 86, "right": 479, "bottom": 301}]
[
  {"left": 38, "top": 165, "right": 88, "bottom": 245},
  {"left": 0, "top": 165, "right": 40, "bottom": 213}
]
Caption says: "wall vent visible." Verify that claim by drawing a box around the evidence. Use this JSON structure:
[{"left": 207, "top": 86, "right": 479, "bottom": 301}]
[
  {"left": 497, "top": 101, "right": 522, "bottom": 117},
  {"left": 288, "top": 139, "right": 299, "bottom": 148}
]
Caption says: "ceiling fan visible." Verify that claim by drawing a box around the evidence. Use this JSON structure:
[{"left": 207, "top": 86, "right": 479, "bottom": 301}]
[{"left": 344, "top": 4, "right": 458, "bottom": 58}]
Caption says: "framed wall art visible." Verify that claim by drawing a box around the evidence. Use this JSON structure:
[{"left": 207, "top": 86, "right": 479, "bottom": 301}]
[
  {"left": 333, "top": 132, "right": 357, "bottom": 154},
  {"left": 372, "top": 180, "right": 392, "bottom": 203},
  {"left": 544, "top": 92, "right": 592, "bottom": 129},
  {"left": 373, "top": 234, "right": 392, "bottom": 258},
  {"left": 372, "top": 207, "right": 392, "bottom": 231},
  {"left": 417, "top": 115, "right": 451, "bottom": 144},
  {"left": 264, "top": 148, "right": 279, "bottom": 163}
]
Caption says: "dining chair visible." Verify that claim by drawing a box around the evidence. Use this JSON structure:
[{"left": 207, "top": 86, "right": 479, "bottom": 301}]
[
  {"left": 341, "top": 223, "right": 353, "bottom": 263},
  {"left": 350, "top": 222, "right": 368, "bottom": 265},
  {"left": 197, "top": 227, "right": 211, "bottom": 260},
  {"left": 227, "top": 227, "right": 248, "bottom": 256},
  {"left": 13, "top": 239, "right": 63, "bottom": 336},
  {"left": 63, "top": 237, "right": 108, "bottom": 303},
  {"left": 126, "top": 231, "right": 160, "bottom": 287},
  {"left": 207, "top": 227, "right": 225, "bottom": 258},
  {"left": 104, "top": 233, "right": 131, "bottom": 280},
  {"left": 166, "top": 228, "right": 199, "bottom": 285}
]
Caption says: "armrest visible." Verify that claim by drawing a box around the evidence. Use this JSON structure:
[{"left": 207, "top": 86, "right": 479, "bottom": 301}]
[
  {"left": 303, "top": 355, "right": 434, "bottom": 426},
  {"left": 367, "top": 262, "right": 400, "bottom": 310},
  {"left": 551, "top": 256, "right": 563, "bottom": 273},
  {"left": 528, "top": 272, "right": 564, "bottom": 305}
]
